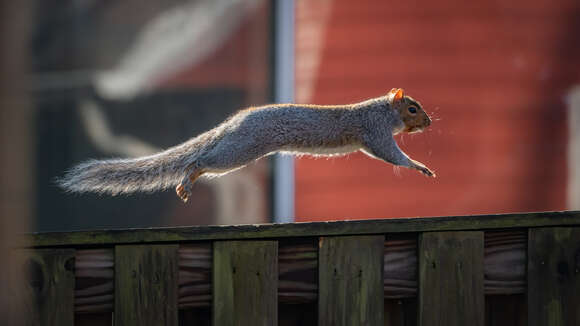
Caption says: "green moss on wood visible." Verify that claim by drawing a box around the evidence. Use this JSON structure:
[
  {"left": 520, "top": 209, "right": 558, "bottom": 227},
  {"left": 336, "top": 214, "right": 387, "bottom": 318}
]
[
  {"left": 318, "top": 235, "right": 384, "bottom": 326},
  {"left": 114, "top": 244, "right": 179, "bottom": 326},
  {"left": 528, "top": 227, "right": 580, "bottom": 326},
  {"left": 25, "top": 211, "right": 580, "bottom": 248},
  {"left": 22, "top": 249, "right": 75, "bottom": 325},
  {"left": 419, "top": 231, "right": 485, "bottom": 326},
  {"left": 213, "top": 240, "right": 278, "bottom": 326}
]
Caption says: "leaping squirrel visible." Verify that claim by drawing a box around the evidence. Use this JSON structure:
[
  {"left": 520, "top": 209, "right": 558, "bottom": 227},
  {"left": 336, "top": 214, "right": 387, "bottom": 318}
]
[{"left": 59, "top": 88, "right": 435, "bottom": 202}]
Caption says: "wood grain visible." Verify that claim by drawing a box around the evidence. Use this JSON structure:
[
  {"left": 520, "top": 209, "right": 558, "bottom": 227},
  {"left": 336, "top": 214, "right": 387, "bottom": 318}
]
[
  {"left": 528, "top": 227, "right": 580, "bottom": 326},
  {"left": 484, "top": 231, "right": 527, "bottom": 294},
  {"left": 384, "top": 235, "right": 417, "bottom": 298},
  {"left": 178, "top": 244, "right": 212, "bottom": 309},
  {"left": 70, "top": 231, "right": 528, "bottom": 313},
  {"left": 75, "top": 249, "right": 113, "bottom": 313},
  {"left": 318, "top": 235, "right": 384, "bottom": 326},
  {"left": 24, "top": 249, "right": 75, "bottom": 326},
  {"left": 28, "top": 211, "right": 580, "bottom": 247},
  {"left": 114, "top": 245, "right": 179, "bottom": 326},
  {"left": 279, "top": 240, "right": 318, "bottom": 303},
  {"left": 419, "top": 231, "right": 484, "bottom": 326},
  {"left": 213, "top": 240, "right": 278, "bottom": 326}
]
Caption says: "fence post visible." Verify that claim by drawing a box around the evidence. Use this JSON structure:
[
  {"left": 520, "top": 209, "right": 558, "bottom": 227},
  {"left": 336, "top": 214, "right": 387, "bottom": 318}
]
[
  {"left": 318, "top": 235, "right": 384, "bottom": 326},
  {"left": 24, "top": 249, "right": 75, "bottom": 326},
  {"left": 528, "top": 227, "right": 580, "bottom": 326},
  {"left": 213, "top": 240, "right": 278, "bottom": 326},
  {"left": 114, "top": 244, "right": 179, "bottom": 326},
  {"left": 418, "top": 231, "right": 484, "bottom": 326}
]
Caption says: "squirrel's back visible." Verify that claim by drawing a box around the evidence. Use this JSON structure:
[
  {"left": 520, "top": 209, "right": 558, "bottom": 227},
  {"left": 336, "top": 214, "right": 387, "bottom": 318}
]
[{"left": 236, "top": 104, "right": 365, "bottom": 156}]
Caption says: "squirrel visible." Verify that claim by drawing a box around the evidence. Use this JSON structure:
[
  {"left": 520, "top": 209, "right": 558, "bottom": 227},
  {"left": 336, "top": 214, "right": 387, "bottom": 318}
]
[{"left": 59, "top": 88, "right": 435, "bottom": 202}]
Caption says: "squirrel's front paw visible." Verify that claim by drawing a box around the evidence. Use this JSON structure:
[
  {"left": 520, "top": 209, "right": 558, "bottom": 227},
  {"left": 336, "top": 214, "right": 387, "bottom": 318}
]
[
  {"left": 419, "top": 166, "right": 436, "bottom": 177},
  {"left": 410, "top": 159, "right": 436, "bottom": 178},
  {"left": 175, "top": 183, "right": 192, "bottom": 202}
]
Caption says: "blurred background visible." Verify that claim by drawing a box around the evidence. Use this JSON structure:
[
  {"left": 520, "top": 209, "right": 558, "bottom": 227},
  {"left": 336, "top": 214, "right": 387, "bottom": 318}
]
[{"left": 1, "top": 0, "right": 579, "bottom": 234}]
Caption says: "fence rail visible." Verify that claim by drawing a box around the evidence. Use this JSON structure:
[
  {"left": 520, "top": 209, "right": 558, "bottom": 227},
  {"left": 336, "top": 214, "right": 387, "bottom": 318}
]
[{"left": 21, "top": 211, "right": 580, "bottom": 325}]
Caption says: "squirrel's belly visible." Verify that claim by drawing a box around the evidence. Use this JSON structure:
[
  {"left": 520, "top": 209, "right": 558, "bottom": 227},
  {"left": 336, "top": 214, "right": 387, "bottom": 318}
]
[{"left": 281, "top": 144, "right": 361, "bottom": 157}]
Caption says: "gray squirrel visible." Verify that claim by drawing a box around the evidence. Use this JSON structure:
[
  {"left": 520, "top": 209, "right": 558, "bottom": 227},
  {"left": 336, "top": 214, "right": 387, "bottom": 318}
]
[{"left": 59, "top": 88, "right": 435, "bottom": 202}]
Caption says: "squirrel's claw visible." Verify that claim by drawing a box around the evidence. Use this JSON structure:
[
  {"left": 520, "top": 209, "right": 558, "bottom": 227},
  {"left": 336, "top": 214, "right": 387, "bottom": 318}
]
[
  {"left": 409, "top": 159, "right": 436, "bottom": 178},
  {"left": 421, "top": 167, "right": 436, "bottom": 178},
  {"left": 417, "top": 165, "right": 435, "bottom": 177},
  {"left": 175, "top": 184, "right": 191, "bottom": 202}
]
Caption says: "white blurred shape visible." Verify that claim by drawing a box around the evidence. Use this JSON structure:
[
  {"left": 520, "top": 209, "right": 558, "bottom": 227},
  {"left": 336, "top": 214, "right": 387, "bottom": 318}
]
[
  {"left": 567, "top": 85, "right": 580, "bottom": 210},
  {"left": 96, "top": 0, "right": 261, "bottom": 100},
  {"left": 79, "top": 100, "right": 160, "bottom": 157}
]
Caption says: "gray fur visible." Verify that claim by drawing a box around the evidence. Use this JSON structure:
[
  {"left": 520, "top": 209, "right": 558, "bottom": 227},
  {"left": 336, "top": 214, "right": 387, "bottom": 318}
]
[{"left": 58, "top": 93, "right": 434, "bottom": 199}]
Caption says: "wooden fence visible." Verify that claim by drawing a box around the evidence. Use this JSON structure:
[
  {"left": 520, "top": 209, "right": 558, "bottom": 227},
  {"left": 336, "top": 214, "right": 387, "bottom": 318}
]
[{"left": 21, "top": 211, "right": 580, "bottom": 325}]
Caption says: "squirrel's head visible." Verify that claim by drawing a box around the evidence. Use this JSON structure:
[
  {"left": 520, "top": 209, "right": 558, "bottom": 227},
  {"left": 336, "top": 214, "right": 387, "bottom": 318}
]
[{"left": 388, "top": 88, "right": 431, "bottom": 133}]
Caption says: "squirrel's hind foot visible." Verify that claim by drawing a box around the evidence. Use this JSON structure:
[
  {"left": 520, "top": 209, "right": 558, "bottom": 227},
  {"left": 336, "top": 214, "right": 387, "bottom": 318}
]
[
  {"left": 175, "top": 168, "right": 205, "bottom": 203},
  {"left": 176, "top": 183, "right": 191, "bottom": 202}
]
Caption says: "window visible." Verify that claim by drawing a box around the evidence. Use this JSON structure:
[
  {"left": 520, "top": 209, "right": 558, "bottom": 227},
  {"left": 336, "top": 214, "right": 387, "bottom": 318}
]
[{"left": 33, "top": 0, "right": 274, "bottom": 230}]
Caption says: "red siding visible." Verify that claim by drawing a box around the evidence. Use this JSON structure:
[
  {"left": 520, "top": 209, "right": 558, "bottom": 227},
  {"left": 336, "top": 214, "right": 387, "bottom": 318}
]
[{"left": 295, "top": 0, "right": 579, "bottom": 220}]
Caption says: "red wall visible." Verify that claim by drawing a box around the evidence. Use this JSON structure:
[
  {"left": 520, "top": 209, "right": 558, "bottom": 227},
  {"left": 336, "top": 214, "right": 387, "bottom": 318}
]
[{"left": 295, "top": 0, "right": 580, "bottom": 220}]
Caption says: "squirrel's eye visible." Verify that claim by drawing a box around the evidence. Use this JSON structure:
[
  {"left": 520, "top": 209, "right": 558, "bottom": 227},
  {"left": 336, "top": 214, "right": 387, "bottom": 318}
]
[{"left": 408, "top": 106, "right": 417, "bottom": 114}]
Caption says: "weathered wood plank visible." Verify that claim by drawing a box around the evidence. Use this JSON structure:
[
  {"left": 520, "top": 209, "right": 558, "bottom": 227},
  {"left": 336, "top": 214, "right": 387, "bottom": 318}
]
[
  {"left": 28, "top": 211, "right": 580, "bottom": 247},
  {"left": 114, "top": 244, "right": 178, "bottom": 326},
  {"left": 75, "top": 249, "right": 114, "bottom": 313},
  {"left": 385, "top": 235, "right": 418, "bottom": 298},
  {"left": 24, "top": 249, "right": 75, "bottom": 326},
  {"left": 484, "top": 231, "right": 526, "bottom": 295},
  {"left": 528, "top": 227, "right": 580, "bottom": 326},
  {"left": 178, "top": 244, "right": 212, "bottom": 309},
  {"left": 279, "top": 239, "right": 318, "bottom": 304},
  {"left": 213, "top": 240, "right": 278, "bottom": 326},
  {"left": 318, "top": 235, "right": 384, "bottom": 326},
  {"left": 419, "top": 232, "right": 484, "bottom": 326}
]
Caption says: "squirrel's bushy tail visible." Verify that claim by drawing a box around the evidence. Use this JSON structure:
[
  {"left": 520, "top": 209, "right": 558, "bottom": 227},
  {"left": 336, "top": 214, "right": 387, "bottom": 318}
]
[{"left": 57, "top": 143, "right": 197, "bottom": 195}]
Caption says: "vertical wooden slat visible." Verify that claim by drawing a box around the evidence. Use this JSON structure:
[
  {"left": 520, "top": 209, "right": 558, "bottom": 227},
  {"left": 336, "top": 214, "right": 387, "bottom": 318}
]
[
  {"left": 419, "top": 231, "right": 484, "bottom": 326},
  {"left": 114, "top": 244, "right": 178, "bottom": 326},
  {"left": 213, "top": 240, "right": 278, "bottom": 326},
  {"left": 25, "top": 249, "right": 75, "bottom": 326},
  {"left": 528, "top": 227, "right": 580, "bottom": 326},
  {"left": 318, "top": 235, "right": 384, "bottom": 326}
]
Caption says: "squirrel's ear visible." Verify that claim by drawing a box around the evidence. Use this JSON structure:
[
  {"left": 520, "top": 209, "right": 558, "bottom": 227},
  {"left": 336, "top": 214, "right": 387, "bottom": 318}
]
[{"left": 393, "top": 88, "right": 405, "bottom": 101}]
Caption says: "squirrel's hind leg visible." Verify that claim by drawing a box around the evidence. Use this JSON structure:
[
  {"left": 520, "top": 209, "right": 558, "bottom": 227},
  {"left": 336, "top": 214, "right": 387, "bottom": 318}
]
[{"left": 176, "top": 168, "right": 205, "bottom": 202}]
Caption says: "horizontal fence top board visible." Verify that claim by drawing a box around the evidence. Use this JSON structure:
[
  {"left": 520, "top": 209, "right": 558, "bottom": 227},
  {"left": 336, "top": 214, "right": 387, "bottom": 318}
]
[{"left": 26, "top": 211, "right": 580, "bottom": 248}]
